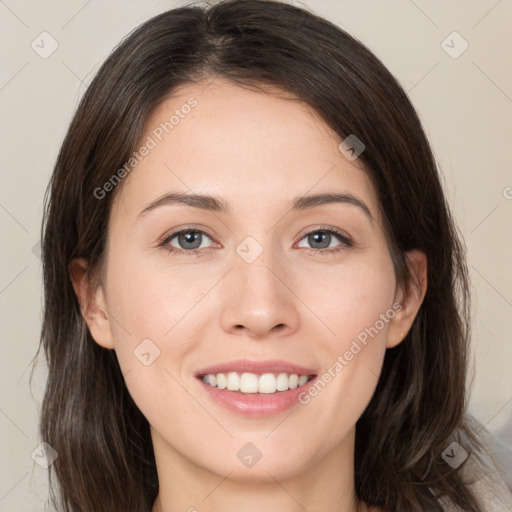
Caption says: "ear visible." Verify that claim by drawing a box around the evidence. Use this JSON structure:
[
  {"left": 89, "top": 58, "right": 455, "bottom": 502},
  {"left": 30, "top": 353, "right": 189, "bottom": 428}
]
[
  {"left": 68, "top": 257, "right": 115, "bottom": 349},
  {"left": 386, "top": 249, "right": 427, "bottom": 349}
]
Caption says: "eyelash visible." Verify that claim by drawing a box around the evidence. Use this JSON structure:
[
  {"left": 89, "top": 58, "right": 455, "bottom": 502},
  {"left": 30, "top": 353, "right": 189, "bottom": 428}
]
[{"left": 159, "top": 225, "right": 353, "bottom": 258}]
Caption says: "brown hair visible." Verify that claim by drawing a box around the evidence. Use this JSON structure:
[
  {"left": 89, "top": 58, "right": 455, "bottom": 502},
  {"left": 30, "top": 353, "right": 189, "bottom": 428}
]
[{"left": 35, "top": 0, "right": 487, "bottom": 510}]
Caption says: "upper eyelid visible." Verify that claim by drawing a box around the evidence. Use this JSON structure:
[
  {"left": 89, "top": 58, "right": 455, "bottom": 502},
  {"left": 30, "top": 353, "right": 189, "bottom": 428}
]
[{"left": 162, "top": 226, "right": 217, "bottom": 244}]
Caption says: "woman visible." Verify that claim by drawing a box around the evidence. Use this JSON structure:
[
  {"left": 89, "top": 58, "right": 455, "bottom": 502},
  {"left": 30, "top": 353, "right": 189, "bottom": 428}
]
[{"left": 36, "top": 0, "right": 512, "bottom": 510}]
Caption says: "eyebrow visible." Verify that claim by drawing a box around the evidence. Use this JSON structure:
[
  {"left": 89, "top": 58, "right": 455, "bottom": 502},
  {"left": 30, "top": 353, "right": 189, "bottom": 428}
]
[{"left": 137, "top": 191, "right": 373, "bottom": 222}]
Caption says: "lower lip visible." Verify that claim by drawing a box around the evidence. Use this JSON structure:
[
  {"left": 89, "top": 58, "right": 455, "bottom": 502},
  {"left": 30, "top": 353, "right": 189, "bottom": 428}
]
[{"left": 196, "top": 376, "right": 318, "bottom": 417}]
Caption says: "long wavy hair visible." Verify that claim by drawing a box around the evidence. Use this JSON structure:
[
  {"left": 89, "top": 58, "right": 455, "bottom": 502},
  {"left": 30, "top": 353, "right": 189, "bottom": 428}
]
[{"left": 35, "top": 0, "right": 488, "bottom": 510}]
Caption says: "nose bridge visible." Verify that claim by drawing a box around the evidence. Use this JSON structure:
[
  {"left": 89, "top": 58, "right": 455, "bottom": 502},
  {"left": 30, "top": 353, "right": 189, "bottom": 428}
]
[{"left": 219, "top": 232, "right": 300, "bottom": 337}]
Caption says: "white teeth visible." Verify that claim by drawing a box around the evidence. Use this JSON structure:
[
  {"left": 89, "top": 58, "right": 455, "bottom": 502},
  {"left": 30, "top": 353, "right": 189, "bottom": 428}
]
[
  {"left": 226, "top": 372, "right": 239, "bottom": 391},
  {"left": 240, "top": 372, "right": 259, "bottom": 393},
  {"left": 258, "top": 373, "right": 277, "bottom": 393},
  {"left": 205, "top": 374, "right": 217, "bottom": 386},
  {"left": 216, "top": 373, "right": 227, "bottom": 389},
  {"left": 276, "top": 373, "right": 289, "bottom": 391},
  {"left": 201, "top": 371, "right": 313, "bottom": 393}
]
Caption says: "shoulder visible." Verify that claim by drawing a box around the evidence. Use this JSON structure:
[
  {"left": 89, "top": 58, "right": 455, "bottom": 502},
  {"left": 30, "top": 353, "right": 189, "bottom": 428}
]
[{"left": 437, "top": 423, "right": 512, "bottom": 512}]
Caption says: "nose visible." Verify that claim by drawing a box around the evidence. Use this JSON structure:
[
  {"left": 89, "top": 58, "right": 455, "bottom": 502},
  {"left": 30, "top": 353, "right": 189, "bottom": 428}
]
[{"left": 219, "top": 250, "right": 301, "bottom": 339}]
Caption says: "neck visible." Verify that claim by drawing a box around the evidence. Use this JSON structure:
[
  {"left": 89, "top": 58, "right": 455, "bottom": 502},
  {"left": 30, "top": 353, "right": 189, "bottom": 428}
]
[{"left": 151, "top": 426, "right": 366, "bottom": 512}]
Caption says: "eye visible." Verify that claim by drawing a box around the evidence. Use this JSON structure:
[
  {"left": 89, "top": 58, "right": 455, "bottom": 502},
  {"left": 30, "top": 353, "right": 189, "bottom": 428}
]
[
  {"left": 159, "top": 225, "right": 352, "bottom": 257},
  {"left": 160, "top": 227, "right": 216, "bottom": 256},
  {"left": 296, "top": 227, "right": 352, "bottom": 256}
]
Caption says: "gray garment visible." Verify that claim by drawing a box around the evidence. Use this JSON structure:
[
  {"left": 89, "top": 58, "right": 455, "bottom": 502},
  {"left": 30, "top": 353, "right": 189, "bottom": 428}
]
[{"left": 436, "top": 428, "right": 512, "bottom": 511}]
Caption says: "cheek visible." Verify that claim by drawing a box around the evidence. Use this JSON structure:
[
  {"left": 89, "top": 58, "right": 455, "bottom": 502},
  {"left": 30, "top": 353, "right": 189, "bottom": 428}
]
[
  {"left": 102, "top": 252, "right": 207, "bottom": 413},
  {"left": 307, "top": 253, "right": 397, "bottom": 348},
  {"left": 298, "top": 259, "right": 396, "bottom": 426},
  {"left": 297, "top": 320, "right": 389, "bottom": 447},
  {"left": 105, "top": 247, "right": 210, "bottom": 348}
]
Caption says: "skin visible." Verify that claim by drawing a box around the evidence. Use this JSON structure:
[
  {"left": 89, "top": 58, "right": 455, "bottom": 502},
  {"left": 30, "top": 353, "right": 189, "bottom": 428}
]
[{"left": 70, "top": 78, "right": 427, "bottom": 512}]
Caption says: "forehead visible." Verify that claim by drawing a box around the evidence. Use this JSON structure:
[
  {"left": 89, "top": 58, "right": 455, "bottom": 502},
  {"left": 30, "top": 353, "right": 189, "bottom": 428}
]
[{"left": 111, "top": 78, "right": 379, "bottom": 223}]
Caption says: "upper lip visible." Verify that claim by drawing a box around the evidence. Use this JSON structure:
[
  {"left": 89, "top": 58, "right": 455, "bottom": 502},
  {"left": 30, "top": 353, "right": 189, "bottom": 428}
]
[{"left": 195, "top": 358, "right": 317, "bottom": 377}]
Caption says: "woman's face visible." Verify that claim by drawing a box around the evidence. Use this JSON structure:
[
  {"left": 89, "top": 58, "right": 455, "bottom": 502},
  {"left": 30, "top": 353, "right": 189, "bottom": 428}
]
[{"left": 79, "top": 78, "right": 420, "bottom": 483}]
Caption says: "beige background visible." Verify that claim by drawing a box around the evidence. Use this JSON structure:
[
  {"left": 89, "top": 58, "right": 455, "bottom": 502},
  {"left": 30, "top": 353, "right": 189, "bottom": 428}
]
[{"left": 0, "top": 0, "right": 511, "bottom": 509}]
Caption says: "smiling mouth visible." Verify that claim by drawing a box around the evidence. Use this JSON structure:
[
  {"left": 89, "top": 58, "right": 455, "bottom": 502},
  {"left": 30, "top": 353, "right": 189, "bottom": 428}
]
[{"left": 197, "top": 371, "right": 317, "bottom": 394}]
